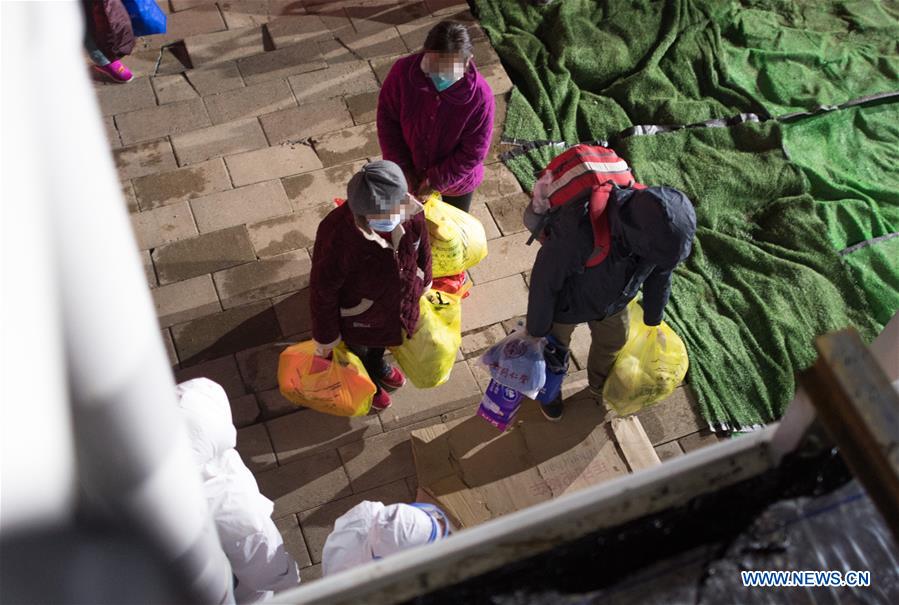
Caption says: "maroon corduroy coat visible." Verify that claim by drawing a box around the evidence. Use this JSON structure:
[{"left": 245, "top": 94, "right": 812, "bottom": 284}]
[
  {"left": 377, "top": 53, "right": 495, "bottom": 196},
  {"left": 84, "top": 0, "right": 135, "bottom": 59},
  {"left": 310, "top": 203, "right": 432, "bottom": 348}
]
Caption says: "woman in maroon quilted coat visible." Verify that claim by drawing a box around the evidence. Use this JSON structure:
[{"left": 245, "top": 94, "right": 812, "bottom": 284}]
[
  {"left": 376, "top": 21, "right": 495, "bottom": 214},
  {"left": 310, "top": 161, "right": 432, "bottom": 411}
]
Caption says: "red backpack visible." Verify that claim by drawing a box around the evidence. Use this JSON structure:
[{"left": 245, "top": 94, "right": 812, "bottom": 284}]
[{"left": 529, "top": 144, "right": 645, "bottom": 267}]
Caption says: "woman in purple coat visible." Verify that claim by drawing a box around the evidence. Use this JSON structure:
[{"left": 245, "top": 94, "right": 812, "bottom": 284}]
[{"left": 376, "top": 21, "right": 495, "bottom": 214}]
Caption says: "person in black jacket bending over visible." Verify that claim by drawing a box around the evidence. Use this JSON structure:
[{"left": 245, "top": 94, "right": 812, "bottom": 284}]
[{"left": 525, "top": 186, "right": 697, "bottom": 421}]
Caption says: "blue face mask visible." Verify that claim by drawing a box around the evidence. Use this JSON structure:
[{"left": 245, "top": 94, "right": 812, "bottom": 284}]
[
  {"left": 430, "top": 73, "right": 458, "bottom": 92},
  {"left": 368, "top": 216, "right": 401, "bottom": 232}
]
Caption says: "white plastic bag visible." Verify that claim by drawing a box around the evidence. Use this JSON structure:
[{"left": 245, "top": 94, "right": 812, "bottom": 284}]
[{"left": 479, "top": 325, "right": 546, "bottom": 399}]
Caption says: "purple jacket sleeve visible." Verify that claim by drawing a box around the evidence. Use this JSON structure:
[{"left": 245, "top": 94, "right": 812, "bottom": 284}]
[
  {"left": 377, "top": 61, "right": 416, "bottom": 177},
  {"left": 309, "top": 223, "right": 346, "bottom": 345},
  {"left": 427, "top": 92, "right": 495, "bottom": 193}
]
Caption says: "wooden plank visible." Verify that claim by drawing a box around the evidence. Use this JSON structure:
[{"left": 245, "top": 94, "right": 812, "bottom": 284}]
[
  {"left": 611, "top": 416, "right": 662, "bottom": 472},
  {"left": 800, "top": 328, "right": 899, "bottom": 541}
]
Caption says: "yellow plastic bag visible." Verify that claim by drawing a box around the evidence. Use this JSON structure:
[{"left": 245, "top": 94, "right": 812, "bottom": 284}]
[
  {"left": 603, "top": 300, "right": 689, "bottom": 415},
  {"left": 278, "top": 342, "right": 376, "bottom": 416},
  {"left": 423, "top": 192, "right": 488, "bottom": 277},
  {"left": 390, "top": 289, "right": 462, "bottom": 388}
]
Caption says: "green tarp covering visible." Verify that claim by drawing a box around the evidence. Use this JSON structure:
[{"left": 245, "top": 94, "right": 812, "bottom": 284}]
[{"left": 473, "top": 0, "right": 899, "bottom": 429}]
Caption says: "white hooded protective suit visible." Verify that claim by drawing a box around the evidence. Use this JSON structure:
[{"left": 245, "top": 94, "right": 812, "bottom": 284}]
[
  {"left": 322, "top": 501, "right": 448, "bottom": 576},
  {"left": 176, "top": 378, "right": 300, "bottom": 603}
]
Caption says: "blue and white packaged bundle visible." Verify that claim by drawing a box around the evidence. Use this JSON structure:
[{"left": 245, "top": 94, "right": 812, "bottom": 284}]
[{"left": 480, "top": 325, "right": 546, "bottom": 399}]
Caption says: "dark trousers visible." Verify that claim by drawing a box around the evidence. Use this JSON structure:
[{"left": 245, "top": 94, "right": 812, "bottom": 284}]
[
  {"left": 346, "top": 344, "right": 388, "bottom": 391},
  {"left": 442, "top": 191, "right": 474, "bottom": 213}
]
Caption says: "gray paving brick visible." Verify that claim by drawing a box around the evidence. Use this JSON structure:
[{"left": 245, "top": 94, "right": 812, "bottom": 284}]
[
  {"left": 130, "top": 201, "right": 198, "bottom": 250},
  {"left": 486, "top": 93, "right": 508, "bottom": 164},
  {"left": 378, "top": 361, "right": 481, "bottom": 431},
  {"left": 314, "top": 38, "right": 358, "bottom": 64},
  {"left": 272, "top": 288, "right": 312, "bottom": 337},
  {"left": 122, "top": 181, "right": 139, "bottom": 213},
  {"left": 171, "top": 300, "right": 282, "bottom": 364},
  {"left": 282, "top": 160, "right": 363, "bottom": 211},
  {"left": 191, "top": 179, "right": 291, "bottom": 233},
  {"left": 312, "top": 122, "right": 379, "bottom": 167},
  {"left": 260, "top": 100, "right": 355, "bottom": 145},
  {"left": 348, "top": 1, "right": 429, "bottom": 34},
  {"left": 175, "top": 355, "right": 247, "bottom": 400},
  {"left": 469, "top": 203, "right": 501, "bottom": 240},
  {"left": 268, "top": 408, "right": 382, "bottom": 465},
  {"left": 396, "top": 16, "right": 441, "bottom": 51},
  {"left": 185, "top": 26, "right": 267, "bottom": 66},
  {"left": 151, "top": 74, "right": 199, "bottom": 104},
  {"left": 298, "top": 479, "right": 411, "bottom": 564},
  {"left": 654, "top": 440, "right": 684, "bottom": 462},
  {"left": 96, "top": 76, "right": 156, "bottom": 117},
  {"left": 133, "top": 158, "right": 232, "bottom": 211},
  {"left": 636, "top": 386, "right": 706, "bottom": 446},
  {"left": 370, "top": 54, "right": 404, "bottom": 85},
  {"left": 258, "top": 388, "right": 300, "bottom": 419},
  {"left": 122, "top": 47, "right": 187, "bottom": 80},
  {"left": 481, "top": 62, "right": 513, "bottom": 96},
  {"left": 345, "top": 90, "right": 378, "bottom": 125},
  {"left": 204, "top": 79, "right": 296, "bottom": 124},
  {"left": 338, "top": 425, "right": 419, "bottom": 493},
  {"left": 219, "top": 0, "right": 279, "bottom": 29},
  {"left": 300, "top": 563, "right": 322, "bottom": 582},
  {"left": 248, "top": 213, "right": 314, "bottom": 258},
  {"left": 152, "top": 225, "right": 256, "bottom": 284},
  {"left": 257, "top": 449, "right": 353, "bottom": 518},
  {"left": 287, "top": 61, "right": 378, "bottom": 104},
  {"left": 214, "top": 248, "right": 312, "bottom": 308},
  {"left": 274, "top": 515, "right": 313, "bottom": 569},
  {"left": 462, "top": 274, "right": 529, "bottom": 332},
  {"left": 472, "top": 38, "right": 501, "bottom": 67},
  {"left": 424, "top": 0, "right": 470, "bottom": 17},
  {"left": 225, "top": 143, "right": 323, "bottom": 187},
  {"left": 336, "top": 26, "right": 408, "bottom": 59},
  {"left": 142, "top": 250, "right": 157, "bottom": 287},
  {"left": 186, "top": 62, "right": 246, "bottom": 96},
  {"left": 679, "top": 429, "right": 721, "bottom": 453},
  {"left": 161, "top": 328, "right": 179, "bottom": 367},
  {"left": 114, "top": 139, "right": 178, "bottom": 180},
  {"left": 486, "top": 193, "right": 529, "bottom": 236},
  {"left": 237, "top": 43, "right": 328, "bottom": 86},
  {"left": 116, "top": 98, "right": 211, "bottom": 145},
  {"left": 103, "top": 115, "right": 121, "bottom": 150},
  {"left": 134, "top": 5, "right": 227, "bottom": 51},
  {"left": 468, "top": 232, "right": 539, "bottom": 285},
  {"left": 171, "top": 117, "right": 269, "bottom": 165},
  {"left": 236, "top": 423, "right": 276, "bottom": 473},
  {"left": 227, "top": 392, "right": 260, "bottom": 428},
  {"left": 473, "top": 161, "right": 523, "bottom": 205},
  {"left": 460, "top": 324, "right": 506, "bottom": 359},
  {"left": 267, "top": 14, "right": 336, "bottom": 49},
  {"left": 235, "top": 343, "right": 282, "bottom": 393},
  {"left": 152, "top": 274, "right": 221, "bottom": 328}
]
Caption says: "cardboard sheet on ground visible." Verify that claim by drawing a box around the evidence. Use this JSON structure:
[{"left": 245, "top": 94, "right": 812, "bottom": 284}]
[{"left": 411, "top": 401, "right": 640, "bottom": 529}]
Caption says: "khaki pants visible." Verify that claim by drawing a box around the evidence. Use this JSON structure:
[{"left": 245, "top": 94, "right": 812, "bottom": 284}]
[{"left": 550, "top": 305, "right": 630, "bottom": 390}]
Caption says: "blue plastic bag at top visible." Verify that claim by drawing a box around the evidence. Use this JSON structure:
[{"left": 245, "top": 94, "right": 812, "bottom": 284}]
[
  {"left": 122, "top": 0, "right": 167, "bottom": 36},
  {"left": 480, "top": 325, "right": 546, "bottom": 399}
]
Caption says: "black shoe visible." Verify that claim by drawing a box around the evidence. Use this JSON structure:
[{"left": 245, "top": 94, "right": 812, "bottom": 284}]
[{"left": 539, "top": 397, "right": 564, "bottom": 422}]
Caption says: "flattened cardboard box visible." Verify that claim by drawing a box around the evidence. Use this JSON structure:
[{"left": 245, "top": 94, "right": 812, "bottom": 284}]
[{"left": 411, "top": 400, "right": 633, "bottom": 528}]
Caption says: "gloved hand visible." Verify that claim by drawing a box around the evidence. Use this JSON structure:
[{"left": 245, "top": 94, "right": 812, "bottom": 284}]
[
  {"left": 313, "top": 340, "right": 337, "bottom": 359},
  {"left": 644, "top": 322, "right": 666, "bottom": 347}
]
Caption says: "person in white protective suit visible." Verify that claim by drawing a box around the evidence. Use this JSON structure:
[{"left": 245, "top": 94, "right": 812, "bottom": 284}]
[
  {"left": 322, "top": 500, "right": 452, "bottom": 576},
  {"left": 176, "top": 378, "right": 301, "bottom": 603}
]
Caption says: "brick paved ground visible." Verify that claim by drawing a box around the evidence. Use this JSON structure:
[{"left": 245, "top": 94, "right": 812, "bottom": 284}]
[{"left": 98, "top": 0, "right": 724, "bottom": 583}]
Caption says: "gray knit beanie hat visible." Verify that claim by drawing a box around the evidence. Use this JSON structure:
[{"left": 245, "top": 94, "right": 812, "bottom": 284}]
[{"left": 347, "top": 160, "right": 408, "bottom": 216}]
